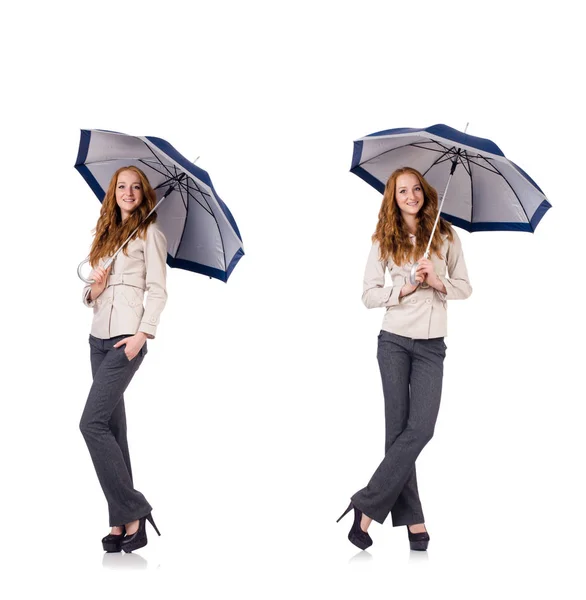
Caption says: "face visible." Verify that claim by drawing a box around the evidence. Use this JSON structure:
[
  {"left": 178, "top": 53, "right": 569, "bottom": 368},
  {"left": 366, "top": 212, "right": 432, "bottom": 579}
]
[
  {"left": 115, "top": 169, "right": 144, "bottom": 221},
  {"left": 395, "top": 172, "right": 424, "bottom": 217}
]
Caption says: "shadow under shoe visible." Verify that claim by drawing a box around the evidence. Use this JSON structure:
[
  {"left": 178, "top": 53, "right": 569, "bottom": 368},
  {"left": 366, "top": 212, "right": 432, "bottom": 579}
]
[
  {"left": 337, "top": 502, "right": 373, "bottom": 551},
  {"left": 120, "top": 513, "right": 161, "bottom": 554},
  {"left": 407, "top": 526, "right": 430, "bottom": 551}
]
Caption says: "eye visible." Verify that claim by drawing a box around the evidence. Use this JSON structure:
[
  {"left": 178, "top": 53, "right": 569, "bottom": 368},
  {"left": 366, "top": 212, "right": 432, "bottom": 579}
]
[{"left": 118, "top": 184, "right": 124, "bottom": 188}]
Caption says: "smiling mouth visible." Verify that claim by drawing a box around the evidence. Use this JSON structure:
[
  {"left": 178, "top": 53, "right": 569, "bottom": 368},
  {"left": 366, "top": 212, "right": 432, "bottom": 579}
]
[
  {"left": 406, "top": 202, "right": 418, "bottom": 206},
  {"left": 123, "top": 199, "right": 136, "bottom": 203}
]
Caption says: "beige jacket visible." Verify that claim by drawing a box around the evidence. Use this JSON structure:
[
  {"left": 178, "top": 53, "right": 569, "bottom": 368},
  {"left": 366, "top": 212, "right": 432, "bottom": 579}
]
[
  {"left": 363, "top": 229, "right": 472, "bottom": 339},
  {"left": 82, "top": 223, "right": 168, "bottom": 339}
]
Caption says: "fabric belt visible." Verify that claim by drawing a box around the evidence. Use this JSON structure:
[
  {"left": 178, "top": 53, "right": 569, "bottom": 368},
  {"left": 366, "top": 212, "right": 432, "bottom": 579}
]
[{"left": 107, "top": 274, "right": 146, "bottom": 290}]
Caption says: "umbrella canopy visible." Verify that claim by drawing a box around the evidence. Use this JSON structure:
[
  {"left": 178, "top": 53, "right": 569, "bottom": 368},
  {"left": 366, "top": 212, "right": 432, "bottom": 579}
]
[
  {"left": 351, "top": 123, "right": 551, "bottom": 233},
  {"left": 75, "top": 129, "right": 244, "bottom": 282}
]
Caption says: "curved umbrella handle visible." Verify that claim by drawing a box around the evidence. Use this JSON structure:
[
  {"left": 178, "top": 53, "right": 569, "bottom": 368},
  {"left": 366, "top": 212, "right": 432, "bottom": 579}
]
[{"left": 77, "top": 257, "right": 95, "bottom": 284}]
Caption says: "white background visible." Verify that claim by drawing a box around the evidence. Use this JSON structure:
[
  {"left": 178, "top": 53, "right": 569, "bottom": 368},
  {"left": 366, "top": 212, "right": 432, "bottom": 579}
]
[{"left": 2, "top": 0, "right": 584, "bottom": 597}]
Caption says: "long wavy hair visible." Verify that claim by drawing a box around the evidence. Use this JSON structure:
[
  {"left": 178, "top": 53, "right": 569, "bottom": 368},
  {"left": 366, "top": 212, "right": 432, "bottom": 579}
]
[
  {"left": 373, "top": 167, "right": 453, "bottom": 265},
  {"left": 89, "top": 166, "right": 158, "bottom": 267}
]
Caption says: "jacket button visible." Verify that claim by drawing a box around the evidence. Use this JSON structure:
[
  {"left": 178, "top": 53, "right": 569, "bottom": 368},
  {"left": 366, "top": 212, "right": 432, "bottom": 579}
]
[
  {"left": 426, "top": 299, "right": 431, "bottom": 304},
  {"left": 150, "top": 317, "right": 156, "bottom": 323},
  {"left": 411, "top": 298, "right": 417, "bottom": 304}
]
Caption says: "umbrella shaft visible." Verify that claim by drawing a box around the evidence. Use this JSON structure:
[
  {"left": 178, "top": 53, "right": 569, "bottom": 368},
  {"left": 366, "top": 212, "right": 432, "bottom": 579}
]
[{"left": 424, "top": 163, "right": 456, "bottom": 258}]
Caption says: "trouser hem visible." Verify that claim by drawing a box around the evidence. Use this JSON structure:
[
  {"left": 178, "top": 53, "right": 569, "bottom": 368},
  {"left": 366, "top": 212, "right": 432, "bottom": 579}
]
[
  {"left": 391, "top": 514, "right": 425, "bottom": 527},
  {"left": 109, "top": 505, "right": 153, "bottom": 528},
  {"left": 350, "top": 495, "right": 387, "bottom": 525}
]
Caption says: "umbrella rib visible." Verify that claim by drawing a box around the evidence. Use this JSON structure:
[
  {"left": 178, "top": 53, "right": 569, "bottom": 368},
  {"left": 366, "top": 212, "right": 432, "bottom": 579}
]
[
  {"left": 142, "top": 162, "right": 217, "bottom": 226},
  {"left": 482, "top": 158, "right": 532, "bottom": 226},
  {"left": 141, "top": 142, "right": 219, "bottom": 219},
  {"left": 421, "top": 148, "right": 454, "bottom": 179},
  {"left": 178, "top": 172, "right": 189, "bottom": 210},
  {"left": 175, "top": 176, "right": 228, "bottom": 273},
  {"left": 138, "top": 159, "right": 181, "bottom": 183},
  {"left": 143, "top": 144, "right": 218, "bottom": 213},
  {"left": 457, "top": 152, "right": 472, "bottom": 177},
  {"left": 463, "top": 152, "right": 474, "bottom": 224},
  {"left": 357, "top": 140, "right": 449, "bottom": 168},
  {"left": 196, "top": 177, "right": 228, "bottom": 270},
  {"left": 142, "top": 141, "right": 214, "bottom": 200},
  {"left": 185, "top": 175, "right": 228, "bottom": 271},
  {"left": 167, "top": 167, "right": 216, "bottom": 217},
  {"left": 173, "top": 175, "right": 213, "bottom": 198},
  {"left": 173, "top": 179, "right": 191, "bottom": 260},
  {"left": 434, "top": 152, "right": 460, "bottom": 168},
  {"left": 143, "top": 143, "right": 179, "bottom": 181},
  {"left": 463, "top": 156, "right": 501, "bottom": 176},
  {"left": 167, "top": 163, "right": 227, "bottom": 270},
  {"left": 139, "top": 155, "right": 217, "bottom": 218}
]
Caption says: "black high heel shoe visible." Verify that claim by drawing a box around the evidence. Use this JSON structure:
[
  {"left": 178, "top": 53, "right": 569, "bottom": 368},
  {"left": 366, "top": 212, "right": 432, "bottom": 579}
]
[
  {"left": 102, "top": 526, "right": 126, "bottom": 553},
  {"left": 407, "top": 525, "right": 430, "bottom": 551},
  {"left": 120, "top": 513, "right": 161, "bottom": 553},
  {"left": 336, "top": 502, "right": 373, "bottom": 550}
]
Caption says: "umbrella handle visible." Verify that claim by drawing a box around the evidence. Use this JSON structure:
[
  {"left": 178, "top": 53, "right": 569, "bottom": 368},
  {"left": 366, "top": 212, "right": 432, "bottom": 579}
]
[
  {"left": 77, "top": 257, "right": 95, "bottom": 284},
  {"left": 77, "top": 256, "right": 115, "bottom": 284},
  {"left": 409, "top": 252, "right": 431, "bottom": 287},
  {"left": 409, "top": 263, "right": 419, "bottom": 286}
]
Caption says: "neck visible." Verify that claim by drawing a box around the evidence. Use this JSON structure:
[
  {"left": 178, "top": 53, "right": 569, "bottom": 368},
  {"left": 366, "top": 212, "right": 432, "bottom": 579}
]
[{"left": 402, "top": 214, "right": 418, "bottom": 235}]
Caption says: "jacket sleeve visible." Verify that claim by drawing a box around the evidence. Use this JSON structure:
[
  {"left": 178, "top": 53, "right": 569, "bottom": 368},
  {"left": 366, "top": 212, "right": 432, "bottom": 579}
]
[
  {"left": 437, "top": 229, "right": 472, "bottom": 300},
  {"left": 138, "top": 225, "right": 168, "bottom": 338},
  {"left": 82, "top": 285, "right": 95, "bottom": 307},
  {"left": 362, "top": 242, "right": 404, "bottom": 309}
]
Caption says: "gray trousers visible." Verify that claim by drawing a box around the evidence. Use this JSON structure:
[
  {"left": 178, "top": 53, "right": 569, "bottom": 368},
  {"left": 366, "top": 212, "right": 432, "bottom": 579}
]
[
  {"left": 351, "top": 331, "right": 446, "bottom": 525},
  {"left": 80, "top": 334, "right": 152, "bottom": 527}
]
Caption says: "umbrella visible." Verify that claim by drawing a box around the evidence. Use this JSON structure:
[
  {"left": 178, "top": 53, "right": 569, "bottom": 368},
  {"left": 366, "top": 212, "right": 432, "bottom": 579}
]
[
  {"left": 350, "top": 123, "right": 551, "bottom": 283},
  {"left": 75, "top": 129, "right": 244, "bottom": 283}
]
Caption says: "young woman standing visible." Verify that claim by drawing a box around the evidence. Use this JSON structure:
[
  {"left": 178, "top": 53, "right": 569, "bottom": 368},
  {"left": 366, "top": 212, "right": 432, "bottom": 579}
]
[
  {"left": 338, "top": 167, "right": 472, "bottom": 551},
  {"left": 80, "top": 166, "right": 167, "bottom": 553}
]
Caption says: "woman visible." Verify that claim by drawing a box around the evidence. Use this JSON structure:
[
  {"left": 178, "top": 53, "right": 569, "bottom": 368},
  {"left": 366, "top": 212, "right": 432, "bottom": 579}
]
[
  {"left": 338, "top": 167, "right": 472, "bottom": 551},
  {"left": 80, "top": 165, "right": 167, "bottom": 553}
]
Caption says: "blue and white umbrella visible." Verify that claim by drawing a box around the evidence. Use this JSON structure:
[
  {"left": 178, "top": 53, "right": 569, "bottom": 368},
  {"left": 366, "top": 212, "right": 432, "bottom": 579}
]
[
  {"left": 75, "top": 129, "right": 244, "bottom": 282},
  {"left": 351, "top": 123, "right": 551, "bottom": 283}
]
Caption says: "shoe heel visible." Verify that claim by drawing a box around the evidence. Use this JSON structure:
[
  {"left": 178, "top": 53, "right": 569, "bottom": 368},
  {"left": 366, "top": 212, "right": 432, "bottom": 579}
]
[
  {"left": 336, "top": 502, "right": 353, "bottom": 523},
  {"left": 146, "top": 513, "right": 161, "bottom": 536}
]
